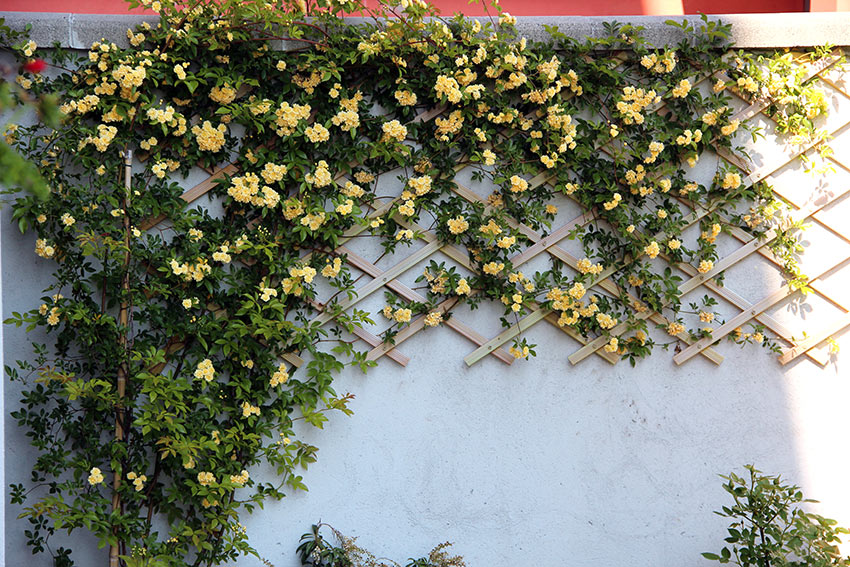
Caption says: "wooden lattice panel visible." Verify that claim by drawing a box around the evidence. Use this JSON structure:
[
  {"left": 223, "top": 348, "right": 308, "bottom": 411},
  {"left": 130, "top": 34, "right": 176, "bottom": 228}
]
[{"left": 150, "top": 48, "right": 850, "bottom": 369}]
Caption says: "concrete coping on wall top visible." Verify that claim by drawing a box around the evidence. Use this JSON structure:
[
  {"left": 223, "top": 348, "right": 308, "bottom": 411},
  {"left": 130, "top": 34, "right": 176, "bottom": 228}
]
[{"left": 2, "top": 11, "right": 850, "bottom": 51}]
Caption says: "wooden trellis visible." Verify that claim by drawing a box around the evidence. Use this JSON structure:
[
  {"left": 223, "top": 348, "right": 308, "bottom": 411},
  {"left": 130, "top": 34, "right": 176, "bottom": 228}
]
[{"left": 147, "top": 47, "right": 850, "bottom": 369}]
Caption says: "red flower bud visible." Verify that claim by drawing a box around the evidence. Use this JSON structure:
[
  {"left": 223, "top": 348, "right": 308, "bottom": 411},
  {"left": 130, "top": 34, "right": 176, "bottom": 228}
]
[{"left": 22, "top": 59, "right": 47, "bottom": 74}]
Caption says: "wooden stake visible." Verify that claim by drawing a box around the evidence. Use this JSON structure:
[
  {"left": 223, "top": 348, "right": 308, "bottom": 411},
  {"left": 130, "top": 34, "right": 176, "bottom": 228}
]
[{"left": 109, "top": 150, "right": 132, "bottom": 567}]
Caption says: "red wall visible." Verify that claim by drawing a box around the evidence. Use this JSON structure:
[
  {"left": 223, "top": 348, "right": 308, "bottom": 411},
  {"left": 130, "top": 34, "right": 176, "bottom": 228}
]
[{"left": 3, "top": 0, "right": 804, "bottom": 15}]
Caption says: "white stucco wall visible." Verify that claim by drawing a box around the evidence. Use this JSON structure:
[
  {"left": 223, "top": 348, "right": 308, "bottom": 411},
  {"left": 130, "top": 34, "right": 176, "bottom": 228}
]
[{"left": 3, "top": 13, "right": 850, "bottom": 567}]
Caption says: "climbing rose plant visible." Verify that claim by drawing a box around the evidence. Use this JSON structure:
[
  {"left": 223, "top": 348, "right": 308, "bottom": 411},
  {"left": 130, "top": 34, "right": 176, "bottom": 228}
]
[{"left": 2, "top": 0, "right": 823, "bottom": 564}]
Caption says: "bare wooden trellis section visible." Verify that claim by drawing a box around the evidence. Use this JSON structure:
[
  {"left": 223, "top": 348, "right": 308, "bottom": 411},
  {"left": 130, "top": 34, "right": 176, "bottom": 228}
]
[{"left": 146, "top": 48, "right": 850, "bottom": 370}]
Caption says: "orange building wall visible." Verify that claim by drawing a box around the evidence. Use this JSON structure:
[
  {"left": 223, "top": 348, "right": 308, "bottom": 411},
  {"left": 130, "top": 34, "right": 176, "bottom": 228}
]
[{"left": 1, "top": 0, "right": 805, "bottom": 15}]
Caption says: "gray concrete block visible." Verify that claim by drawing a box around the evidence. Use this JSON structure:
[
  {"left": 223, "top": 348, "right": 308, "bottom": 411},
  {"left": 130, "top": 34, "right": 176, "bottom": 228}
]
[
  {"left": 4, "top": 11, "right": 850, "bottom": 50},
  {"left": 0, "top": 12, "right": 70, "bottom": 49},
  {"left": 69, "top": 13, "right": 158, "bottom": 49}
]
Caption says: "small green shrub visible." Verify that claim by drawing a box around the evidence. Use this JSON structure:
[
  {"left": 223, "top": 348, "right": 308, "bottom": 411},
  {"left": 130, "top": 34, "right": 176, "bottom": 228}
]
[
  {"left": 297, "top": 524, "right": 465, "bottom": 567},
  {"left": 704, "top": 465, "right": 850, "bottom": 567}
]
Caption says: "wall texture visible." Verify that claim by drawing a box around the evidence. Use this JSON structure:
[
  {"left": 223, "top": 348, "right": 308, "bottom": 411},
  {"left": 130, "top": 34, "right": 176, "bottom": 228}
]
[{"left": 3, "top": 14, "right": 850, "bottom": 567}]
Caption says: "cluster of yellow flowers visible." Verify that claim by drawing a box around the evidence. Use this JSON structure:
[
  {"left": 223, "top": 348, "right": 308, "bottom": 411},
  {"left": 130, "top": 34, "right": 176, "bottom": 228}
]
[
  {"left": 479, "top": 219, "right": 502, "bottom": 238},
  {"left": 259, "top": 285, "right": 277, "bottom": 302},
  {"left": 87, "top": 467, "right": 104, "bottom": 485},
  {"left": 509, "top": 175, "right": 529, "bottom": 194},
  {"left": 576, "top": 258, "right": 604, "bottom": 276},
  {"left": 212, "top": 244, "right": 232, "bottom": 263},
  {"left": 282, "top": 264, "right": 318, "bottom": 296},
  {"left": 509, "top": 344, "right": 530, "bottom": 359},
  {"left": 210, "top": 84, "right": 237, "bottom": 104},
  {"left": 502, "top": 292, "right": 524, "bottom": 313},
  {"left": 545, "top": 106, "right": 578, "bottom": 151},
  {"left": 482, "top": 261, "right": 505, "bottom": 276},
  {"left": 447, "top": 215, "right": 469, "bottom": 235},
  {"left": 644, "top": 141, "right": 665, "bottom": 164},
  {"left": 22, "top": 40, "right": 37, "bottom": 57},
  {"left": 170, "top": 257, "right": 212, "bottom": 282},
  {"left": 127, "top": 28, "right": 145, "bottom": 47},
  {"left": 545, "top": 284, "right": 591, "bottom": 328},
  {"left": 293, "top": 70, "right": 323, "bottom": 94},
  {"left": 667, "top": 321, "right": 685, "bottom": 336},
  {"left": 733, "top": 328, "right": 764, "bottom": 343},
  {"left": 241, "top": 402, "right": 261, "bottom": 418},
  {"left": 270, "top": 363, "right": 289, "bottom": 387},
  {"left": 625, "top": 165, "right": 646, "bottom": 185},
  {"left": 603, "top": 337, "right": 619, "bottom": 353},
  {"left": 305, "top": 160, "right": 333, "bottom": 188},
  {"left": 60, "top": 94, "right": 101, "bottom": 115},
  {"left": 197, "top": 471, "right": 216, "bottom": 486},
  {"left": 702, "top": 110, "right": 720, "bottom": 126},
  {"left": 697, "top": 259, "right": 714, "bottom": 274},
  {"left": 305, "top": 123, "right": 330, "bottom": 143},
  {"left": 407, "top": 175, "right": 432, "bottom": 196},
  {"left": 139, "top": 136, "right": 157, "bottom": 150},
  {"left": 381, "top": 119, "right": 408, "bottom": 142},
  {"left": 126, "top": 471, "right": 147, "bottom": 492},
  {"left": 342, "top": 181, "right": 365, "bottom": 198},
  {"left": 720, "top": 119, "right": 740, "bottom": 136},
  {"left": 434, "top": 110, "right": 465, "bottom": 141},
  {"left": 596, "top": 312, "right": 618, "bottom": 330},
  {"left": 423, "top": 311, "right": 443, "bottom": 327},
  {"left": 274, "top": 101, "right": 311, "bottom": 136},
  {"left": 191, "top": 121, "right": 227, "bottom": 152},
  {"left": 331, "top": 109, "right": 360, "bottom": 132},
  {"left": 423, "top": 268, "right": 450, "bottom": 294},
  {"left": 300, "top": 211, "right": 327, "bottom": 231},
  {"left": 722, "top": 171, "right": 742, "bottom": 189},
  {"left": 640, "top": 51, "right": 676, "bottom": 73},
  {"left": 676, "top": 128, "right": 703, "bottom": 146},
  {"left": 644, "top": 241, "right": 661, "bottom": 259},
  {"left": 508, "top": 271, "right": 535, "bottom": 293},
  {"left": 383, "top": 306, "right": 412, "bottom": 324},
  {"left": 456, "top": 278, "right": 471, "bottom": 295},
  {"left": 321, "top": 257, "right": 343, "bottom": 278},
  {"left": 46, "top": 306, "right": 61, "bottom": 326},
  {"left": 194, "top": 359, "right": 215, "bottom": 382},
  {"left": 227, "top": 173, "right": 280, "bottom": 208},
  {"left": 496, "top": 235, "right": 516, "bottom": 249},
  {"left": 394, "top": 90, "right": 418, "bottom": 106},
  {"left": 112, "top": 63, "right": 147, "bottom": 90},
  {"left": 701, "top": 223, "right": 723, "bottom": 243},
  {"left": 736, "top": 75, "right": 759, "bottom": 93},
  {"left": 603, "top": 192, "right": 622, "bottom": 211},
  {"left": 434, "top": 75, "right": 462, "bottom": 103},
  {"left": 152, "top": 159, "right": 180, "bottom": 179},
  {"left": 680, "top": 182, "right": 699, "bottom": 196},
  {"left": 81, "top": 124, "right": 118, "bottom": 152},
  {"left": 671, "top": 79, "right": 692, "bottom": 98},
  {"left": 616, "top": 86, "right": 658, "bottom": 125},
  {"left": 35, "top": 238, "right": 55, "bottom": 259},
  {"left": 145, "top": 105, "right": 187, "bottom": 135},
  {"left": 229, "top": 470, "right": 250, "bottom": 487}
]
